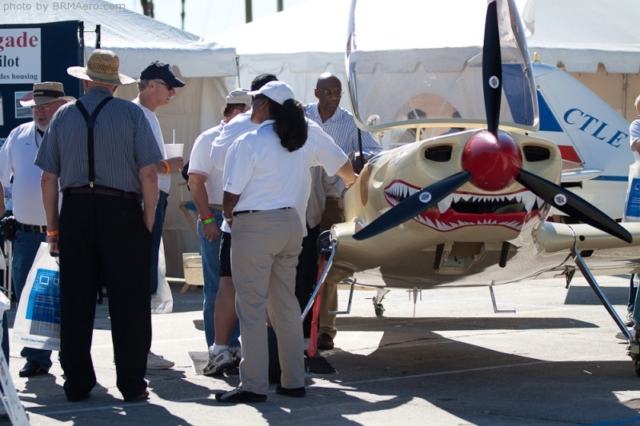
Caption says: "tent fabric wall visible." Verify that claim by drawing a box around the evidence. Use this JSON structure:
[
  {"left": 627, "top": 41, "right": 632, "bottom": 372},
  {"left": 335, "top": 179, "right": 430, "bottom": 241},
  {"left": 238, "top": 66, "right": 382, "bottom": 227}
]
[
  {"left": 0, "top": 0, "right": 238, "bottom": 277},
  {"left": 214, "top": 0, "right": 640, "bottom": 123}
]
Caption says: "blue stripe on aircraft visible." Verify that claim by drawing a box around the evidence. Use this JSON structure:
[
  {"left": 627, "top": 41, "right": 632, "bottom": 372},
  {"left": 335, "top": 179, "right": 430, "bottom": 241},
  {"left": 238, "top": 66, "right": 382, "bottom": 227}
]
[
  {"left": 591, "top": 176, "right": 628, "bottom": 182},
  {"left": 538, "top": 92, "right": 563, "bottom": 132}
]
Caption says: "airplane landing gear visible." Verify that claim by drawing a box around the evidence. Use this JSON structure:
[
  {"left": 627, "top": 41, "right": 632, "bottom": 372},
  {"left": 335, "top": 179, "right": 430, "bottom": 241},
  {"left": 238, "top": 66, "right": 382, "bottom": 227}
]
[
  {"left": 571, "top": 248, "right": 638, "bottom": 375},
  {"left": 373, "top": 288, "right": 390, "bottom": 317}
]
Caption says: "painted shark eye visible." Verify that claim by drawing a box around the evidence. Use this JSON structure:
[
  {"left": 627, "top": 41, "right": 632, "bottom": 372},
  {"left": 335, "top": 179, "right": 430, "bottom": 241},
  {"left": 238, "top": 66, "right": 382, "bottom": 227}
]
[
  {"left": 424, "top": 146, "right": 452, "bottom": 162},
  {"left": 522, "top": 146, "right": 550, "bottom": 162}
]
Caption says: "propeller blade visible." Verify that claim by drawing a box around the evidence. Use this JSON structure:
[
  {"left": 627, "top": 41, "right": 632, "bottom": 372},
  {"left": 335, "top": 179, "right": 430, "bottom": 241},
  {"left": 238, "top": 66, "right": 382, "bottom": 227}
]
[
  {"left": 516, "top": 169, "right": 632, "bottom": 243},
  {"left": 483, "top": 0, "right": 502, "bottom": 136},
  {"left": 353, "top": 171, "right": 472, "bottom": 241}
]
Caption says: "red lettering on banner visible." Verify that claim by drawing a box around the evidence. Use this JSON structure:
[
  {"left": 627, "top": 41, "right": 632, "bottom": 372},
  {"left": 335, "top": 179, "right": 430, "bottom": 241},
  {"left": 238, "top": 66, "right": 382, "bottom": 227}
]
[{"left": 0, "top": 32, "right": 39, "bottom": 52}]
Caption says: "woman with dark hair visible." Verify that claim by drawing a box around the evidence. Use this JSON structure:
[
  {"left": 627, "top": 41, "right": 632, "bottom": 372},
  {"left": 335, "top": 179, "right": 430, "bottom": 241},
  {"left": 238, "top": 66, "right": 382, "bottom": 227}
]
[{"left": 216, "top": 81, "right": 355, "bottom": 403}]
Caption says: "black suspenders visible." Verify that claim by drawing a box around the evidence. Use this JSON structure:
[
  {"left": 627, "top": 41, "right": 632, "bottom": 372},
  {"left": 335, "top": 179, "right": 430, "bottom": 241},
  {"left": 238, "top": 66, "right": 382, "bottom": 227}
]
[{"left": 75, "top": 97, "right": 113, "bottom": 187}]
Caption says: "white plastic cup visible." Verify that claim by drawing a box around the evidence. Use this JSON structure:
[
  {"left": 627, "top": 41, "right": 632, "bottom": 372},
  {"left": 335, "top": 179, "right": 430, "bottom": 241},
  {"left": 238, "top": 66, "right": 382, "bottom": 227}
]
[{"left": 164, "top": 143, "right": 184, "bottom": 159}]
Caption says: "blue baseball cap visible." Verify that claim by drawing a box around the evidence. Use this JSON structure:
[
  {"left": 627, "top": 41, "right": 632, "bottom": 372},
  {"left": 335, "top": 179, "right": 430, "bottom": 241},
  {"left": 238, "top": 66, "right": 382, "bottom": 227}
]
[{"left": 140, "top": 61, "right": 185, "bottom": 88}]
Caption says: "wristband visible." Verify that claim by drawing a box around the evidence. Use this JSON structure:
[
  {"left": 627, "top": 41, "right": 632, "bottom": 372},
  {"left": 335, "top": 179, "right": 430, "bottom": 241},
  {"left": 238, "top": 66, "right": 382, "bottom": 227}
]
[
  {"left": 222, "top": 213, "right": 233, "bottom": 223},
  {"left": 162, "top": 160, "right": 171, "bottom": 174},
  {"left": 201, "top": 217, "right": 216, "bottom": 225},
  {"left": 199, "top": 213, "right": 213, "bottom": 221},
  {"left": 47, "top": 230, "right": 59, "bottom": 236}
]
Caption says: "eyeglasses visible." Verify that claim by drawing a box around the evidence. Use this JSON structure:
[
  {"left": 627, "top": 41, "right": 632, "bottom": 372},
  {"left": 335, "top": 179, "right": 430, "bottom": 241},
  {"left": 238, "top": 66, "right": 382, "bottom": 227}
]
[
  {"left": 32, "top": 104, "right": 53, "bottom": 112},
  {"left": 316, "top": 88, "right": 343, "bottom": 97},
  {"left": 155, "top": 80, "right": 173, "bottom": 91}
]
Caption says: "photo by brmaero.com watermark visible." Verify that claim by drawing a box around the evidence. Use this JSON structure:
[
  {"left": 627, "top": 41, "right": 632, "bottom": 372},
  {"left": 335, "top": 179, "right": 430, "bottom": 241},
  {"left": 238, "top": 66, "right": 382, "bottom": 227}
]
[{"left": 2, "top": 1, "right": 126, "bottom": 13}]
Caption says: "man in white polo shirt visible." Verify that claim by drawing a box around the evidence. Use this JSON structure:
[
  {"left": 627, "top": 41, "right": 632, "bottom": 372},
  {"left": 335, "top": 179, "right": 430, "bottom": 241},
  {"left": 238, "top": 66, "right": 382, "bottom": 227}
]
[
  {"left": 188, "top": 89, "right": 251, "bottom": 368},
  {"left": 133, "top": 61, "right": 185, "bottom": 370}
]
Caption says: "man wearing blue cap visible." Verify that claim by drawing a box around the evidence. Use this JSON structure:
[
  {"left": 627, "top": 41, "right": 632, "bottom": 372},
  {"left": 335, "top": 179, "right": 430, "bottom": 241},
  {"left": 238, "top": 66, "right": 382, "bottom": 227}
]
[{"left": 133, "top": 61, "right": 185, "bottom": 369}]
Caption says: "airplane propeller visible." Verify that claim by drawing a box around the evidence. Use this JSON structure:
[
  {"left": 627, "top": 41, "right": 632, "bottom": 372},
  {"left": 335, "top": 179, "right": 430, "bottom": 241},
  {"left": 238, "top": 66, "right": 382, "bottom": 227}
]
[{"left": 353, "top": 0, "right": 632, "bottom": 244}]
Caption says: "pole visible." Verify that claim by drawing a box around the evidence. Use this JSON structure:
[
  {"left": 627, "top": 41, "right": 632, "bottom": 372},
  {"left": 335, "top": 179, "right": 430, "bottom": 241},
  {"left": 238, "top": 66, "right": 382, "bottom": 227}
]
[{"left": 245, "top": 0, "right": 252, "bottom": 23}]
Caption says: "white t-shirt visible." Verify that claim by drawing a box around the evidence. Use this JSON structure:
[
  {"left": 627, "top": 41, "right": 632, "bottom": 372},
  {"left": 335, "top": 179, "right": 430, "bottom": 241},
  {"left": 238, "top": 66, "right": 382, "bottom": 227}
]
[
  {"left": 133, "top": 98, "right": 170, "bottom": 193},
  {"left": 189, "top": 121, "right": 224, "bottom": 205},
  {"left": 211, "top": 111, "right": 259, "bottom": 232},
  {"left": 0, "top": 122, "right": 47, "bottom": 225},
  {"left": 223, "top": 119, "right": 348, "bottom": 233},
  {"left": 211, "top": 111, "right": 256, "bottom": 171}
]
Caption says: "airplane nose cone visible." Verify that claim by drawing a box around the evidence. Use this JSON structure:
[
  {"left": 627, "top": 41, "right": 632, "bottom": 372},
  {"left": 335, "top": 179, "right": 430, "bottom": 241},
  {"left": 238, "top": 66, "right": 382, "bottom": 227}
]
[{"left": 461, "top": 130, "right": 522, "bottom": 191}]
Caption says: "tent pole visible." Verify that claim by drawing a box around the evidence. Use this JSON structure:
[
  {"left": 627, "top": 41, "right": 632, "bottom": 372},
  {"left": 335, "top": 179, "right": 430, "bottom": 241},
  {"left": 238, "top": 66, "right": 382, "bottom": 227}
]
[
  {"left": 622, "top": 73, "right": 628, "bottom": 119},
  {"left": 245, "top": 0, "right": 252, "bottom": 23}
]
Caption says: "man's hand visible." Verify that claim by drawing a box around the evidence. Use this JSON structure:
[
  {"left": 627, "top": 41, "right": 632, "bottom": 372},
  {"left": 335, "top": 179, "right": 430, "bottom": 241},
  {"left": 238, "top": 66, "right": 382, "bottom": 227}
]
[
  {"left": 202, "top": 221, "right": 219, "bottom": 242},
  {"left": 47, "top": 234, "right": 59, "bottom": 256},
  {"left": 166, "top": 157, "right": 184, "bottom": 173}
]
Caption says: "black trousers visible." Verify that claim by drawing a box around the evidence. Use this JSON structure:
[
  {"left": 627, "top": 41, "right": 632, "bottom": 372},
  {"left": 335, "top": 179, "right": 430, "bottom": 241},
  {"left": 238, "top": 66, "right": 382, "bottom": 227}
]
[
  {"left": 295, "top": 224, "right": 320, "bottom": 338},
  {"left": 59, "top": 193, "right": 152, "bottom": 399}
]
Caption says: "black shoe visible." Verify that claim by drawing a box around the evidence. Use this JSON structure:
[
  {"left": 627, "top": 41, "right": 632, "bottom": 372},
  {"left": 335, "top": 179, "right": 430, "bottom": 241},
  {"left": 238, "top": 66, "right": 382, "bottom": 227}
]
[
  {"left": 66, "top": 392, "right": 91, "bottom": 402},
  {"left": 276, "top": 385, "right": 306, "bottom": 397},
  {"left": 123, "top": 390, "right": 149, "bottom": 403},
  {"left": 317, "top": 333, "right": 334, "bottom": 350},
  {"left": 215, "top": 388, "right": 267, "bottom": 403},
  {"left": 19, "top": 361, "right": 49, "bottom": 378}
]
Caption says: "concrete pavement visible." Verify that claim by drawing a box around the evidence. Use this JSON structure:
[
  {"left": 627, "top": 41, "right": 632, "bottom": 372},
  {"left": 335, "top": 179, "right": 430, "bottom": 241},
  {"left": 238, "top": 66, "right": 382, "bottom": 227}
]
[{"left": 7, "top": 274, "right": 640, "bottom": 425}]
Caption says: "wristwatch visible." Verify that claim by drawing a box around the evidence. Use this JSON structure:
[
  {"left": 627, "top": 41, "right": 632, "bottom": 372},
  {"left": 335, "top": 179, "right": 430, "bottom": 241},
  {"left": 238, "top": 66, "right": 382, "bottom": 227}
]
[{"left": 222, "top": 213, "right": 233, "bottom": 223}]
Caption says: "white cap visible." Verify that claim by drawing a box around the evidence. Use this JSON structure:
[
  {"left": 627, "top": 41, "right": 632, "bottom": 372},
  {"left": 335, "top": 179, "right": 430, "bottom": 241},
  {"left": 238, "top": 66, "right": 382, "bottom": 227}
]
[
  {"left": 248, "top": 81, "right": 295, "bottom": 105},
  {"left": 226, "top": 88, "right": 252, "bottom": 106}
]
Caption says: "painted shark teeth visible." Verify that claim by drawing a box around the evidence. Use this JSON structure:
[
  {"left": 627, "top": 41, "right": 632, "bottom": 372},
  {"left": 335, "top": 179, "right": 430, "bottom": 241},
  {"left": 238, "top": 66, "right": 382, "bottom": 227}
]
[
  {"left": 385, "top": 182, "right": 419, "bottom": 200},
  {"left": 383, "top": 181, "right": 543, "bottom": 232}
]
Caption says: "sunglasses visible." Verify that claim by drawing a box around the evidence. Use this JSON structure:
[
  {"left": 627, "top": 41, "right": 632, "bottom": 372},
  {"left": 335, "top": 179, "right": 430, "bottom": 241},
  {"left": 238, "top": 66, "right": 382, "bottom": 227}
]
[{"left": 155, "top": 80, "right": 173, "bottom": 91}]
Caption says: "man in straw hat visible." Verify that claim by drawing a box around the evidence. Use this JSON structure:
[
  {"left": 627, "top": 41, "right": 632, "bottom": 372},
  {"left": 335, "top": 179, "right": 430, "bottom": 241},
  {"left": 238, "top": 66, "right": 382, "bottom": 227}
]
[
  {"left": 0, "top": 82, "right": 74, "bottom": 378},
  {"left": 133, "top": 61, "right": 186, "bottom": 370},
  {"left": 35, "top": 49, "right": 163, "bottom": 403}
]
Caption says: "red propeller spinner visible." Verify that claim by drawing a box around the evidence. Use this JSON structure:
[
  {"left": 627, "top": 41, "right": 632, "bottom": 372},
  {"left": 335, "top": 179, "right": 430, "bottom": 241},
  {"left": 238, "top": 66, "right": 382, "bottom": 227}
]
[{"left": 461, "top": 130, "right": 522, "bottom": 191}]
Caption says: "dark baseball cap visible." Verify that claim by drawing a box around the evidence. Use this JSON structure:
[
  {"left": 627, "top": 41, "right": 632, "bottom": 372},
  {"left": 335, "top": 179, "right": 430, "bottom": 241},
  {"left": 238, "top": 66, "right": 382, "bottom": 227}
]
[{"left": 140, "top": 61, "right": 185, "bottom": 88}]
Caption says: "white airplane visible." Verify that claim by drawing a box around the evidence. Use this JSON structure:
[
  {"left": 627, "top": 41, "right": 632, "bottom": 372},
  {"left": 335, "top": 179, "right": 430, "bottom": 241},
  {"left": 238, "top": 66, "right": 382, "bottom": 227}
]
[{"left": 293, "top": 0, "right": 640, "bottom": 377}]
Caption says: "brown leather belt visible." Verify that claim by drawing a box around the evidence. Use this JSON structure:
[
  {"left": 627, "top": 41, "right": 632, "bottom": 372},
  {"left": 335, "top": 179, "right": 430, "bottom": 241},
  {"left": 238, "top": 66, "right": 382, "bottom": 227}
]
[{"left": 64, "top": 186, "right": 139, "bottom": 200}]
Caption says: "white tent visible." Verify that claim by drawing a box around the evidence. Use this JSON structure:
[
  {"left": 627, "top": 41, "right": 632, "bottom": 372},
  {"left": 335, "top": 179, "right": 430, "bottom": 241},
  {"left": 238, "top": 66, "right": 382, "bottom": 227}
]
[
  {"left": 214, "top": 0, "right": 640, "bottom": 122},
  {"left": 0, "top": 0, "right": 239, "bottom": 277}
]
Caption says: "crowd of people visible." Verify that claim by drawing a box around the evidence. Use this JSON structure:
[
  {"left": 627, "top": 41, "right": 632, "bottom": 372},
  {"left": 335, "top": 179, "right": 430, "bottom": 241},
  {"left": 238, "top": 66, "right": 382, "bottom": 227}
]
[{"left": 0, "top": 49, "right": 374, "bottom": 404}]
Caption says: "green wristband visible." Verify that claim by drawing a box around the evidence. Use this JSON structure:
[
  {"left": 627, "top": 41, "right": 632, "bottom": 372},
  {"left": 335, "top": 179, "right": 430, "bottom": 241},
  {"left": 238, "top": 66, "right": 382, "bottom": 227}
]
[{"left": 201, "top": 217, "right": 216, "bottom": 225}]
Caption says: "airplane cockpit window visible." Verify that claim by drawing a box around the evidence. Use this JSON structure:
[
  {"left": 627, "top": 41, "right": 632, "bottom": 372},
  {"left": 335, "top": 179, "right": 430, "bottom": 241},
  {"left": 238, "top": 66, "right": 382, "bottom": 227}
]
[{"left": 346, "top": 0, "right": 538, "bottom": 135}]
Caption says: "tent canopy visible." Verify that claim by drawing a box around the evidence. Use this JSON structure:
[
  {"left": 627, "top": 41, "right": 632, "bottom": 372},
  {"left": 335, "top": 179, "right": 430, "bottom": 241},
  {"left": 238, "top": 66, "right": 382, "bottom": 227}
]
[
  {"left": 0, "top": 0, "right": 237, "bottom": 78},
  {"left": 214, "top": 0, "right": 640, "bottom": 82}
]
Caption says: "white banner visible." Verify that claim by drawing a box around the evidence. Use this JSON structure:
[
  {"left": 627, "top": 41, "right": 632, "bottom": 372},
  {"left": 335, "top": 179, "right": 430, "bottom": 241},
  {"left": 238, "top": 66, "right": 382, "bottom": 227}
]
[{"left": 0, "top": 28, "right": 41, "bottom": 84}]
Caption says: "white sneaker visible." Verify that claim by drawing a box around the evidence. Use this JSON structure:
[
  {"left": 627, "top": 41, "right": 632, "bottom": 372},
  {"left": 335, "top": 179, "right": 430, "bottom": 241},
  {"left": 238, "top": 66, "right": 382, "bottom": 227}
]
[
  {"left": 625, "top": 311, "right": 635, "bottom": 327},
  {"left": 147, "top": 351, "right": 175, "bottom": 370},
  {"left": 202, "top": 349, "right": 234, "bottom": 376},
  {"left": 616, "top": 328, "right": 636, "bottom": 341}
]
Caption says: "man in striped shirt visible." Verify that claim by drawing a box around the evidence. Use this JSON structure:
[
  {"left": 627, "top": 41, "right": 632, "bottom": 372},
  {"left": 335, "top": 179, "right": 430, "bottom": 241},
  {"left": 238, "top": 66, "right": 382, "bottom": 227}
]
[
  {"left": 304, "top": 72, "right": 381, "bottom": 350},
  {"left": 36, "top": 49, "right": 162, "bottom": 403}
]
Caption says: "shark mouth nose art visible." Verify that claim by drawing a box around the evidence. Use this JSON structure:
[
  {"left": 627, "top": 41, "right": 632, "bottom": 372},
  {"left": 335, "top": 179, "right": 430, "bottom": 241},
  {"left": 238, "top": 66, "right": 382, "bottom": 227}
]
[{"left": 383, "top": 180, "right": 545, "bottom": 232}]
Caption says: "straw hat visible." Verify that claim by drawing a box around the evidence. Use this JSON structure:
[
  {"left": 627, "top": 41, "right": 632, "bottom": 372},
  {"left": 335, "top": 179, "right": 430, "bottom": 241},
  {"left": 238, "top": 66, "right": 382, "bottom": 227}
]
[
  {"left": 67, "top": 49, "right": 135, "bottom": 85},
  {"left": 19, "top": 82, "right": 75, "bottom": 107}
]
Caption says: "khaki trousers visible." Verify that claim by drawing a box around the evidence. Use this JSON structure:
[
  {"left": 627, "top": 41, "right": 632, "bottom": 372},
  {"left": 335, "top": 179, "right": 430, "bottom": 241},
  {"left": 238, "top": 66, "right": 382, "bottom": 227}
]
[
  {"left": 231, "top": 209, "right": 305, "bottom": 394},
  {"left": 318, "top": 198, "right": 344, "bottom": 338}
]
